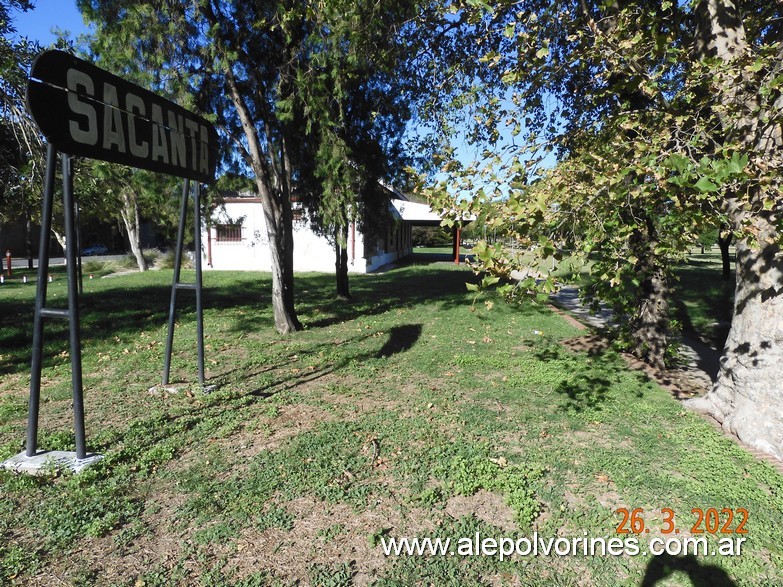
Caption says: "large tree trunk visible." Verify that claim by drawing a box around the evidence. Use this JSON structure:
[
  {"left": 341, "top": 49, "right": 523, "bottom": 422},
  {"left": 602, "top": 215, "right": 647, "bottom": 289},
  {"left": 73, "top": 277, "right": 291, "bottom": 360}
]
[
  {"left": 618, "top": 209, "right": 670, "bottom": 371},
  {"left": 119, "top": 189, "right": 147, "bottom": 272},
  {"left": 223, "top": 64, "right": 302, "bottom": 335},
  {"left": 258, "top": 178, "right": 301, "bottom": 334},
  {"left": 688, "top": 240, "right": 783, "bottom": 458},
  {"left": 628, "top": 266, "right": 669, "bottom": 372},
  {"left": 687, "top": 0, "right": 783, "bottom": 458}
]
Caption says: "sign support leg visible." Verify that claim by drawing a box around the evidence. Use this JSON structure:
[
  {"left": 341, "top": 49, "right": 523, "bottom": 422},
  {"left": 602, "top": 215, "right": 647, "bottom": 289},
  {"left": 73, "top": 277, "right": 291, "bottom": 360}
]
[
  {"left": 5, "top": 145, "right": 102, "bottom": 474},
  {"left": 25, "top": 143, "right": 57, "bottom": 457},
  {"left": 160, "top": 179, "right": 208, "bottom": 389},
  {"left": 162, "top": 179, "right": 190, "bottom": 386},
  {"left": 194, "top": 183, "right": 205, "bottom": 385},
  {"left": 62, "top": 154, "right": 87, "bottom": 460}
]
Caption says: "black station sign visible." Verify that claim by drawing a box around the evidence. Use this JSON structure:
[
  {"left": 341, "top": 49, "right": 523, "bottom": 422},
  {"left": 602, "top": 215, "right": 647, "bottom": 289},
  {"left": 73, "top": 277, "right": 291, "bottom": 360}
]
[{"left": 26, "top": 50, "right": 218, "bottom": 184}]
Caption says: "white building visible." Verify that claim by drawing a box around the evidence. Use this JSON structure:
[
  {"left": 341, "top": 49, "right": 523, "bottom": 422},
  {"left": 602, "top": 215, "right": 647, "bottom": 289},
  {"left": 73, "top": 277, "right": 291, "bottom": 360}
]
[{"left": 202, "top": 190, "right": 443, "bottom": 273}]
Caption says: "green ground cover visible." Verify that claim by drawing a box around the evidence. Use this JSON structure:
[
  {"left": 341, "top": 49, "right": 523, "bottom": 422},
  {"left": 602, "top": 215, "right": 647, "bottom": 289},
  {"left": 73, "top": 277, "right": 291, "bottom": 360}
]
[
  {"left": 672, "top": 249, "right": 735, "bottom": 348},
  {"left": 0, "top": 258, "right": 780, "bottom": 586}
]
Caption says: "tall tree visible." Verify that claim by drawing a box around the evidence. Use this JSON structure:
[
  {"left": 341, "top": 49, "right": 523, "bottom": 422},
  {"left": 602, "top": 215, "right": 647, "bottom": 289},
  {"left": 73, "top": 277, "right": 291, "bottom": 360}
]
[
  {"left": 79, "top": 0, "right": 419, "bottom": 324},
  {"left": 686, "top": 0, "right": 783, "bottom": 458},
  {"left": 418, "top": 1, "right": 783, "bottom": 457},
  {"left": 257, "top": 0, "right": 417, "bottom": 300},
  {"left": 78, "top": 0, "right": 305, "bottom": 332},
  {"left": 75, "top": 161, "right": 181, "bottom": 271},
  {"left": 0, "top": 0, "right": 43, "bottom": 255}
]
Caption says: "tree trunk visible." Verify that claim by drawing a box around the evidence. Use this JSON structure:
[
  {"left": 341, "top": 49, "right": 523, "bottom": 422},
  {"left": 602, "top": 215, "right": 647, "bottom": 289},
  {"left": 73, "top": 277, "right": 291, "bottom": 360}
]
[
  {"left": 718, "top": 229, "right": 733, "bottom": 281},
  {"left": 52, "top": 229, "right": 66, "bottom": 256},
  {"left": 258, "top": 179, "right": 301, "bottom": 334},
  {"left": 688, "top": 240, "right": 783, "bottom": 458},
  {"left": 222, "top": 62, "right": 302, "bottom": 335},
  {"left": 119, "top": 190, "right": 147, "bottom": 272},
  {"left": 335, "top": 224, "right": 351, "bottom": 301},
  {"left": 687, "top": 0, "right": 783, "bottom": 458},
  {"left": 628, "top": 265, "right": 669, "bottom": 372}
]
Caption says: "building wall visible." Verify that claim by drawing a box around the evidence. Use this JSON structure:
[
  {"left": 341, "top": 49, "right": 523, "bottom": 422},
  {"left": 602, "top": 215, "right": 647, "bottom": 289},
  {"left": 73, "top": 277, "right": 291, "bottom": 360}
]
[
  {"left": 363, "top": 221, "right": 412, "bottom": 272},
  {"left": 204, "top": 199, "right": 412, "bottom": 273}
]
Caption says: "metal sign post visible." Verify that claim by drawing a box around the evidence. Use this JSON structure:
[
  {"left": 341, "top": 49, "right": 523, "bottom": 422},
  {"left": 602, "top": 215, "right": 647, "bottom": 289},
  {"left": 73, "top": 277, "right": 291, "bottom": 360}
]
[
  {"left": 5, "top": 146, "right": 99, "bottom": 473},
  {"left": 1, "top": 50, "right": 217, "bottom": 475},
  {"left": 162, "top": 180, "right": 207, "bottom": 388}
]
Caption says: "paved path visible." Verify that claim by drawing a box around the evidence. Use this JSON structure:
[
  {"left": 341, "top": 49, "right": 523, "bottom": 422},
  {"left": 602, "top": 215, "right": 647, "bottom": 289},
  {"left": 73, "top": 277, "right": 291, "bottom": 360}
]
[{"left": 549, "top": 285, "right": 719, "bottom": 393}]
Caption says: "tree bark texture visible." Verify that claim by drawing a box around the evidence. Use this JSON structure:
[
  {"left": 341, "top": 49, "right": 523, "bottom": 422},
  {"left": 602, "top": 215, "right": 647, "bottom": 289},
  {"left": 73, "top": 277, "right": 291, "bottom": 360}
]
[
  {"left": 257, "top": 177, "right": 301, "bottom": 334},
  {"left": 617, "top": 206, "right": 670, "bottom": 371},
  {"left": 224, "top": 63, "right": 302, "bottom": 334},
  {"left": 335, "top": 223, "right": 351, "bottom": 301},
  {"left": 628, "top": 266, "right": 670, "bottom": 372},
  {"left": 120, "top": 190, "right": 147, "bottom": 272},
  {"left": 687, "top": 0, "right": 783, "bottom": 458},
  {"left": 689, "top": 241, "right": 783, "bottom": 458}
]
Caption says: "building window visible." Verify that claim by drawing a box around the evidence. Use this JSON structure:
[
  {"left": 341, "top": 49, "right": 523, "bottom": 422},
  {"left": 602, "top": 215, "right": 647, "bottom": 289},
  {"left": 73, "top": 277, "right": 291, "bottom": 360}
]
[{"left": 216, "top": 224, "right": 243, "bottom": 242}]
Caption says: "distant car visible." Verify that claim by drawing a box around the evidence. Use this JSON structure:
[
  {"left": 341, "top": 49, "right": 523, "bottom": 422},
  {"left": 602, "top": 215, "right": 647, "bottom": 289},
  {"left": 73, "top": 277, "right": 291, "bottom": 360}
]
[{"left": 81, "top": 244, "right": 108, "bottom": 256}]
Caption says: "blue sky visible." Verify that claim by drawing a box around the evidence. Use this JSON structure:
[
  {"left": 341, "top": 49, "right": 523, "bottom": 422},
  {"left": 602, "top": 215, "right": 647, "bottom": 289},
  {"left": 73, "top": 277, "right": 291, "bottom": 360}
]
[{"left": 10, "top": 0, "right": 89, "bottom": 46}]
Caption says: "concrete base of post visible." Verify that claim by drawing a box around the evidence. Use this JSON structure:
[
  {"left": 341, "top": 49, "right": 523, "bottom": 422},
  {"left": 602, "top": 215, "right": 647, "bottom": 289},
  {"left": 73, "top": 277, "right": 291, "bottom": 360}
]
[
  {"left": 148, "top": 384, "right": 217, "bottom": 395},
  {"left": 0, "top": 450, "right": 103, "bottom": 475}
]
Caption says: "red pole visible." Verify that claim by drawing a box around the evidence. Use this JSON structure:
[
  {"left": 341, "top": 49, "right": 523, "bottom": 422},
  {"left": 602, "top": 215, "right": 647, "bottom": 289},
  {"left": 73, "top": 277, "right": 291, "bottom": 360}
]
[{"left": 5, "top": 250, "right": 11, "bottom": 277}]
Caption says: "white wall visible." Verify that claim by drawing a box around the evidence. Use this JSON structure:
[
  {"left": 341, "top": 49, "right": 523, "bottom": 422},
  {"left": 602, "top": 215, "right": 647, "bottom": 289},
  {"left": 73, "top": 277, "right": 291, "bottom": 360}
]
[{"left": 204, "top": 200, "right": 372, "bottom": 273}]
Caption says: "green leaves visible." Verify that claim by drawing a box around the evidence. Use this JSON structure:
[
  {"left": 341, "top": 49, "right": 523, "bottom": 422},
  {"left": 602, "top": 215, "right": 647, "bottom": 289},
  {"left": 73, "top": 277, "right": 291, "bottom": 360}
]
[{"left": 695, "top": 176, "right": 719, "bottom": 193}]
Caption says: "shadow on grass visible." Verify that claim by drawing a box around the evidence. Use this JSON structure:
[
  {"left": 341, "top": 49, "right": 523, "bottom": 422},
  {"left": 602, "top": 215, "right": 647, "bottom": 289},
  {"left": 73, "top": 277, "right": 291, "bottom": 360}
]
[
  {"left": 295, "top": 266, "right": 484, "bottom": 330},
  {"left": 376, "top": 324, "right": 422, "bottom": 358},
  {"left": 672, "top": 263, "right": 733, "bottom": 349},
  {"left": 103, "top": 322, "right": 425, "bottom": 468},
  {"left": 0, "top": 265, "right": 477, "bottom": 378},
  {"left": 640, "top": 553, "right": 737, "bottom": 587},
  {"left": 241, "top": 321, "right": 423, "bottom": 397},
  {"left": 554, "top": 372, "right": 616, "bottom": 412},
  {"left": 533, "top": 342, "right": 644, "bottom": 413}
]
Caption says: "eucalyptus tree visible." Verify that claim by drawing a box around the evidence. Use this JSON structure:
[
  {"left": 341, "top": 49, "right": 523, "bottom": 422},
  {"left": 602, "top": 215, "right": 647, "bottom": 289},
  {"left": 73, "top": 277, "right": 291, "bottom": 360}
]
[
  {"left": 0, "top": 0, "right": 43, "bottom": 259},
  {"left": 79, "top": 0, "right": 420, "bottom": 330},
  {"left": 78, "top": 0, "right": 305, "bottom": 332},
  {"left": 74, "top": 160, "right": 183, "bottom": 271},
  {"left": 419, "top": 0, "right": 783, "bottom": 457}
]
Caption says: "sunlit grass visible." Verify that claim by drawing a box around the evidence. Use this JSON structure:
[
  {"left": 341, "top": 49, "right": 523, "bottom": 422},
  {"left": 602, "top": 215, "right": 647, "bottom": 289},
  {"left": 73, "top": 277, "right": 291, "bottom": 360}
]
[{"left": 0, "top": 261, "right": 779, "bottom": 586}]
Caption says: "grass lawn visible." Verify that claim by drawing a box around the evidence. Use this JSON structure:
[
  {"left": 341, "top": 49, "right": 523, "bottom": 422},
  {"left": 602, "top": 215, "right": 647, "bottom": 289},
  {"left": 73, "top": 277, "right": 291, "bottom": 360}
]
[
  {"left": 672, "top": 248, "right": 735, "bottom": 348},
  {"left": 1, "top": 260, "right": 781, "bottom": 586}
]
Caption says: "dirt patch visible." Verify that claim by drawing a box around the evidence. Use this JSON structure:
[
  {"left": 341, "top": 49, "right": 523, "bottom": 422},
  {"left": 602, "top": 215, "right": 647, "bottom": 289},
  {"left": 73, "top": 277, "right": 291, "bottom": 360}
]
[
  {"left": 250, "top": 403, "right": 339, "bottom": 452},
  {"left": 569, "top": 429, "right": 632, "bottom": 452},
  {"left": 166, "top": 402, "right": 341, "bottom": 473},
  {"left": 227, "top": 494, "right": 436, "bottom": 586},
  {"left": 445, "top": 489, "right": 518, "bottom": 532},
  {"left": 314, "top": 382, "right": 407, "bottom": 419},
  {"left": 23, "top": 484, "right": 189, "bottom": 586},
  {"left": 594, "top": 489, "right": 624, "bottom": 511}
]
